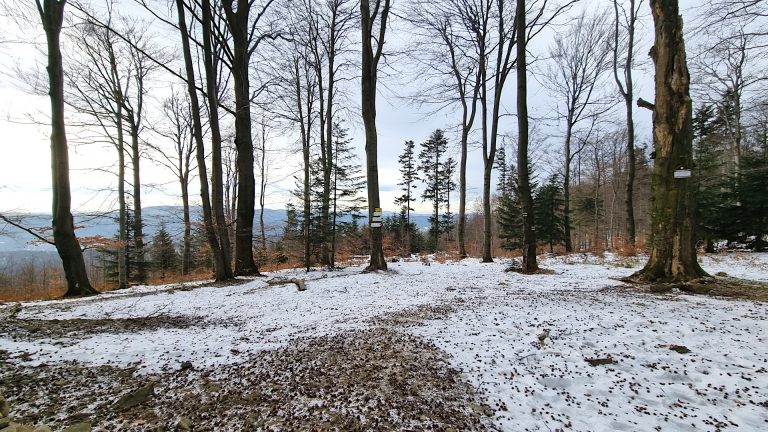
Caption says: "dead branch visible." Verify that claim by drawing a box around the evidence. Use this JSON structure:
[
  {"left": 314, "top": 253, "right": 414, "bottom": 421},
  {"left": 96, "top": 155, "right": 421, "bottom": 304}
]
[
  {"left": 637, "top": 97, "right": 655, "bottom": 110},
  {"left": 266, "top": 277, "right": 306, "bottom": 291}
]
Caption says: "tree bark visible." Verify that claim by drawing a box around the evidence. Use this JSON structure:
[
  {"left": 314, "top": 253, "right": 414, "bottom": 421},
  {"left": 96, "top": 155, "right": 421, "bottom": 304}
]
[
  {"left": 631, "top": 0, "right": 707, "bottom": 282},
  {"left": 128, "top": 119, "right": 146, "bottom": 283},
  {"left": 176, "top": 0, "right": 228, "bottom": 281},
  {"left": 360, "top": 0, "right": 389, "bottom": 272},
  {"left": 613, "top": 0, "right": 638, "bottom": 248},
  {"left": 222, "top": 0, "right": 260, "bottom": 276},
  {"left": 563, "top": 123, "right": 573, "bottom": 252},
  {"left": 37, "top": 0, "right": 98, "bottom": 296},
  {"left": 516, "top": 0, "right": 538, "bottom": 273},
  {"left": 201, "top": 0, "right": 234, "bottom": 278}
]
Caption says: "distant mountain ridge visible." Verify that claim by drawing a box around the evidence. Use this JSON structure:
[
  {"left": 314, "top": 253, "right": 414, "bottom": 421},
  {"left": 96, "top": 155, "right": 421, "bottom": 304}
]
[{"left": 0, "top": 206, "right": 434, "bottom": 252}]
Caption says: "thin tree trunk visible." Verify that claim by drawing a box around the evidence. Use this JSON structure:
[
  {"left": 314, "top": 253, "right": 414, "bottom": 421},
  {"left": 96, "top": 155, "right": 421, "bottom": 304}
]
[
  {"left": 129, "top": 121, "right": 146, "bottom": 283},
  {"left": 175, "top": 0, "right": 227, "bottom": 281},
  {"left": 38, "top": 0, "right": 97, "bottom": 296},
  {"left": 613, "top": 0, "right": 638, "bottom": 248},
  {"left": 516, "top": 0, "right": 538, "bottom": 273},
  {"left": 631, "top": 0, "right": 707, "bottom": 282},
  {"left": 180, "top": 174, "right": 191, "bottom": 275},
  {"left": 201, "top": 0, "right": 233, "bottom": 278},
  {"left": 563, "top": 123, "right": 573, "bottom": 252}
]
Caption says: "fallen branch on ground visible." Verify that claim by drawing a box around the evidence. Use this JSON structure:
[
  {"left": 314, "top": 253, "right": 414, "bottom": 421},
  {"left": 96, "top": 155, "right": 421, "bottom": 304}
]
[{"left": 266, "top": 278, "right": 306, "bottom": 291}]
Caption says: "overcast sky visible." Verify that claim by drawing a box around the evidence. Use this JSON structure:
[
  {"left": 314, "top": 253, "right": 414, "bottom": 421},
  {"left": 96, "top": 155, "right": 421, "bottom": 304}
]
[{"left": 0, "top": 0, "right": 703, "bottom": 215}]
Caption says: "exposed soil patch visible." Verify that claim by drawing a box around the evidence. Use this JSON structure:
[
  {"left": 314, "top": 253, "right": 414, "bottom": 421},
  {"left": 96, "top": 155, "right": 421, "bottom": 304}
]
[
  {"left": 1, "top": 328, "right": 495, "bottom": 431},
  {"left": 0, "top": 315, "right": 223, "bottom": 342}
]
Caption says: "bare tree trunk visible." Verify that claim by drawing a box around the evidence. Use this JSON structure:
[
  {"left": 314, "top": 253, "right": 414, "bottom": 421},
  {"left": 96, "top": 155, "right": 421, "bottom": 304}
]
[
  {"left": 201, "top": 0, "right": 234, "bottom": 278},
  {"left": 516, "top": 0, "right": 538, "bottom": 273},
  {"left": 563, "top": 123, "right": 573, "bottom": 252},
  {"left": 259, "top": 120, "right": 268, "bottom": 251},
  {"left": 360, "top": 0, "right": 389, "bottom": 272},
  {"left": 222, "top": 0, "right": 260, "bottom": 276},
  {"left": 631, "top": 0, "right": 707, "bottom": 282},
  {"left": 613, "top": 0, "right": 639, "bottom": 247},
  {"left": 176, "top": 0, "right": 228, "bottom": 281},
  {"left": 128, "top": 120, "right": 146, "bottom": 283},
  {"left": 180, "top": 173, "right": 191, "bottom": 275},
  {"left": 112, "top": 69, "right": 128, "bottom": 290},
  {"left": 36, "top": 0, "right": 97, "bottom": 296}
]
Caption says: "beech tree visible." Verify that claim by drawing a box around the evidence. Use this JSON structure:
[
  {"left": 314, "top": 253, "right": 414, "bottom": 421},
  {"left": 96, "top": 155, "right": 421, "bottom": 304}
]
[
  {"left": 543, "top": 10, "right": 613, "bottom": 253},
  {"left": 36, "top": 0, "right": 97, "bottom": 296},
  {"left": 360, "top": 0, "right": 390, "bottom": 271},
  {"left": 613, "top": 0, "right": 643, "bottom": 247},
  {"left": 631, "top": 0, "right": 707, "bottom": 282}
]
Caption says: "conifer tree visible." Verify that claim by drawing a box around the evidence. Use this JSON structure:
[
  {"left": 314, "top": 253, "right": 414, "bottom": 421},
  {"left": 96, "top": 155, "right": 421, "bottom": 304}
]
[
  {"left": 418, "top": 129, "right": 452, "bottom": 249},
  {"left": 394, "top": 140, "right": 419, "bottom": 227},
  {"left": 534, "top": 175, "right": 566, "bottom": 252},
  {"left": 330, "top": 122, "right": 367, "bottom": 265},
  {"left": 496, "top": 164, "right": 523, "bottom": 250},
  {"left": 150, "top": 224, "right": 178, "bottom": 277}
]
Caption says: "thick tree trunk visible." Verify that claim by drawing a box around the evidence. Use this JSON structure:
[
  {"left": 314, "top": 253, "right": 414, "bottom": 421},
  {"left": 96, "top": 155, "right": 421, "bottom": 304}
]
[
  {"left": 176, "top": 0, "right": 228, "bottom": 281},
  {"left": 516, "top": 0, "right": 538, "bottom": 273},
  {"left": 631, "top": 0, "right": 707, "bottom": 282},
  {"left": 361, "top": 0, "right": 388, "bottom": 272},
  {"left": 39, "top": 0, "right": 98, "bottom": 296},
  {"left": 223, "top": 1, "right": 259, "bottom": 276}
]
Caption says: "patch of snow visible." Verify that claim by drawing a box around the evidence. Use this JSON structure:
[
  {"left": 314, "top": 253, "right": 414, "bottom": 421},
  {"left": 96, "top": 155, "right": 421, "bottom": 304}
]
[{"left": 2, "top": 253, "right": 767, "bottom": 431}]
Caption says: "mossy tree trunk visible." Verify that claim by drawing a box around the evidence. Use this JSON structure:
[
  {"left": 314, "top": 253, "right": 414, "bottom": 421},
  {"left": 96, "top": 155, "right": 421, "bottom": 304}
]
[{"left": 632, "top": 0, "right": 707, "bottom": 282}]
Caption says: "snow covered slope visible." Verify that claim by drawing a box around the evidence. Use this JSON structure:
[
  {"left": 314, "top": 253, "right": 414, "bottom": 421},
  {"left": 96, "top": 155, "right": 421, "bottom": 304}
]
[{"left": 1, "top": 253, "right": 767, "bottom": 431}]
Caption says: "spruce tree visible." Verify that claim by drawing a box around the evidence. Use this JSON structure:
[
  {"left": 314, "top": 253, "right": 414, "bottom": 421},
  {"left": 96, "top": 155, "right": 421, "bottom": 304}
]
[
  {"left": 496, "top": 164, "right": 524, "bottom": 250},
  {"left": 418, "top": 129, "right": 453, "bottom": 250},
  {"left": 330, "top": 122, "right": 367, "bottom": 264},
  {"left": 534, "top": 175, "right": 566, "bottom": 252},
  {"left": 394, "top": 140, "right": 419, "bottom": 252},
  {"left": 150, "top": 224, "right": 178, "bottom": 277}
]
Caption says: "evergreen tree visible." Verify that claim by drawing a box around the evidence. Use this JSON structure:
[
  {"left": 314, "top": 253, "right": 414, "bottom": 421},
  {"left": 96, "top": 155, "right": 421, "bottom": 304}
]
[
  {"left": 495, "top": 144, "right": 510, "bottom": 196},
  {"left": 534, "top": 175, "right": 566, "bottom": 252},
  {"left": 739, "top": 142, "right": 768, "bottom": 250},
  {"left": 150, "top": 224, "right": 178, "bottom": 277},
  {"left": 440, "top": 156, "right": 457, "bottom": 238},
  {"left": 394, "top": 140, "right": 419, "bottom": 222},
  {"left": 418, "top": 129, "right": 453, "bottom": 250},
  {"left": 496, "top": 164, "right": 523, "bottom": 250},
  {"left": 330, "top": 122, "right": 367, "bottom": 264}
]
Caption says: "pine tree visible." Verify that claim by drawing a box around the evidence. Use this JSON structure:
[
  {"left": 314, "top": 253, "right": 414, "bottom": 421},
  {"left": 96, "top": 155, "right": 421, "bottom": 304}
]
[
  {"left": 534, "top": 175, "right": 566, "bottom": 252},
  {"left": 150, "top": 224, "right": 178, "bottom": 277}
]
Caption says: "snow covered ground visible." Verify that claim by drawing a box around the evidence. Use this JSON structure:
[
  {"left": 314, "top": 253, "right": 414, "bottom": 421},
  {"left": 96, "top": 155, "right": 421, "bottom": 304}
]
[{"left": 1, "top": 252, "right": 767, "bottom": 431}]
